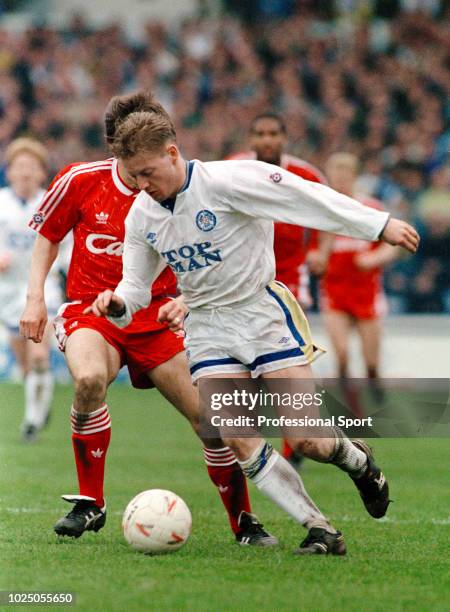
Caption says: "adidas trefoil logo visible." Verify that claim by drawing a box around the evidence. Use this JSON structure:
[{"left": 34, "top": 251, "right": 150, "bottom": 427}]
[
  {"left": 95, "top": 211, "right": 109, "bottom": 224},
  {"left": 91, "top": 448, "right": 104, "bottom": 458},
  {"left": 218, "top": 484, "right": 229, "bottom": 493}
]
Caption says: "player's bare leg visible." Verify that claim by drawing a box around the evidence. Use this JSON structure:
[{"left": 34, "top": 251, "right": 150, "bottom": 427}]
[
  {"left": 263, "top": 363, "right": 390, "bottom": 520},
  {"left": 147, "top": 352, "right": 277, "bottom": 546},
  {"left": 11, "top": 323, "right": 54, "bottom": 442},
  {"left": 324, "top": 309, "right": 364, "bottom": 417},
  {"left": 356, "top": 317, "right": 385, "bottom": 402},
  {"left": 65, "top": 328, "right": 120, "bottom": 413},
  {"left": 201, "top": 372, "right": 344, "bottom": 555},
  {"left": 54, "top": 328, "right": 120, "bottom": 538},
  {"left": 323, "top": 310, "right": 352, "bottom": 378}
]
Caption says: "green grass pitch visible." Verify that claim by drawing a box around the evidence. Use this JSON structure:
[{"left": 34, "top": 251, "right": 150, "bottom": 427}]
[{"left": 1, "top": 383, "right": 449, "bottom": 611}]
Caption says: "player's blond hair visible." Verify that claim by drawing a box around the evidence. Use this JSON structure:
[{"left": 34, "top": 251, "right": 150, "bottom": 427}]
[
  {"left": 5, "top": 137, "right": 48, "bottom": 169},
  {"left": 111, "top": 110, "right": 177, "bottom": 159},
  {"left": 326, "top": 152, "right": 360, "bottom": 174}
]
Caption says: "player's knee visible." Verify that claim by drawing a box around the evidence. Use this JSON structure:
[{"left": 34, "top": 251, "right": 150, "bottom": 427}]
[
  {"left": 29, "top": 354, "right": 49, "bottom": 373},
  {"left": 74, "top": 372, "right": 107, "bottom": 406}
]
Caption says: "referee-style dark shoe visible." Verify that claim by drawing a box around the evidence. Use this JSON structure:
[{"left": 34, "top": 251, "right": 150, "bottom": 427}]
[
  {"left": 295, "top": 528, "right": 346, "bottom": 556},
  {"left": 54, "top": 495, "right": 106, "bottom": 538},
  {"left": 351, "top": 440, "right": 391, "bottom": 519},
  {"left": 235, "top": 511, "right": 278, "bottom": 547}
]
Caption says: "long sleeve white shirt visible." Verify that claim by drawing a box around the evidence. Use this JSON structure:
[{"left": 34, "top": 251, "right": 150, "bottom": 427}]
[{"left": 110, "top": 160, "right": 389, "bottom": 326}]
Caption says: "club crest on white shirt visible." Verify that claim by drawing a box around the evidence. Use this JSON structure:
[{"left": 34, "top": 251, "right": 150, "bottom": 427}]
[
  {"left": 270, "top": 172, "right": 282, "bottom": 183},
  {"left": 196, "top": 209, "right": 217, "bottom": 232}
]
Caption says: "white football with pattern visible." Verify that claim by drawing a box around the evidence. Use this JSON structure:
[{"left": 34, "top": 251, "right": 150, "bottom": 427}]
[{"left": 122, "top": 489, "right": 192, "bottom": 554}]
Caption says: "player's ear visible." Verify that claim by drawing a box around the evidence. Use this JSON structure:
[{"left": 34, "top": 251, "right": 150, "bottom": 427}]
[{"left": 167, "top": 144, "right": 179, "bottom": 163}]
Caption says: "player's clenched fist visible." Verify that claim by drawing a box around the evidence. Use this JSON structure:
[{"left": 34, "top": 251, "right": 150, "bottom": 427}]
[
  {"left": 157, "top": 295, "right": 188, "bottom": 332},
  {"left": 20, "top": 299, "right": 48, "bottom": 343},
  {"left": 380, "top": 219, "right": 420, "bottom": 253},
  {"left": 84, "top": 290, "right": 126, "bottom": 317}
]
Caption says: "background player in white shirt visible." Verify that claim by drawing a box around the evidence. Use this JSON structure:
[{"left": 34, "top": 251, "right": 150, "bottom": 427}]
[
  {"left": 0, "top": 138, "right": 65, "bottom": 441},
  {"left": 88, "top": 105, "right": 419, "bottom": 555}
]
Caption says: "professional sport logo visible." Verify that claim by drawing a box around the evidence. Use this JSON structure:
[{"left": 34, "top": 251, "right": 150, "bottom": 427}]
[
  {"left": 196, "top": 209, "right": 217, "bottom": 232},
  {"left": 32, "top": 211, "right": 45, "bottom": 224},
  {"left": 270, "top": 172, "right": 282, "bottom": 183},
  {"left": 146, "top": 232, "right": 157, "bottom": 244}
]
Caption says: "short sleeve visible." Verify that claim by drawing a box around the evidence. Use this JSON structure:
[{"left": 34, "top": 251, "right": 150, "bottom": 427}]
[{"left": 28, "top": 164, "right": 82, "bottom": 242}]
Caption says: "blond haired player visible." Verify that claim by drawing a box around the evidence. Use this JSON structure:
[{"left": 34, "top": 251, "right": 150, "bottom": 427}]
[
  {"left": 88, "top": 97, "right": 419, "bottom": 555},
  {"left": 0, "top": 138, "right": 65, "bottom": 441},
  {"left": 20, "top": 93, "right": 275, "bottom": 547}
]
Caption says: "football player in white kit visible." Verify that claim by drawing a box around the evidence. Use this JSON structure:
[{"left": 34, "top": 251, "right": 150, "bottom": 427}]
[
  {"left": 88, "top": 106, "right": 419, "bottom": 555},
  {"left": 0, "top": 138, "right": 65, "bottom": 441}
]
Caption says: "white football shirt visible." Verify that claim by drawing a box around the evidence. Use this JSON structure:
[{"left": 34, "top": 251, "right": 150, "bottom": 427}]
[
  {"left": 112, "top": 160, "right": 389, "bottom": 325},
  {"left": 0, "top": 187, "right": 69, "bottom": 326}
]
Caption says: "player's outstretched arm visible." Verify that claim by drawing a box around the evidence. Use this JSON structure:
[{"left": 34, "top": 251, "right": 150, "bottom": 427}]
[
  {"left": 379, "top": 218, "right": 419, "bottom": 254},
  {"left": 20, "top": 234, "right": 59, "bottom": 343},
  {"left": 230, "top": 161, "right": 417, "bottom": 246}
]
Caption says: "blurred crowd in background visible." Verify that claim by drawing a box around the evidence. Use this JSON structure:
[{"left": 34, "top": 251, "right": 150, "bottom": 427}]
[{"left": 0, "top": 0, "right": 448, "bottom": 312}]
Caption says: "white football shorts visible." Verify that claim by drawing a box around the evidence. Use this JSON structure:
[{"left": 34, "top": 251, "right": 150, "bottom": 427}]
[{"left": 184, "top": 280, "right": 324, "bottom": 384}]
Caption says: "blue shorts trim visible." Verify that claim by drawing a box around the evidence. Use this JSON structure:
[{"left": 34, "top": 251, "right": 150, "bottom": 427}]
[
  {"left": 247, "top": 346, "right": 304, "bottom": 371},
  {"left": 190, "top": 356, "right": 242, "bottom": 375},
  {"left": 190, "top": 347, "right": 305, "bottom": 376}
]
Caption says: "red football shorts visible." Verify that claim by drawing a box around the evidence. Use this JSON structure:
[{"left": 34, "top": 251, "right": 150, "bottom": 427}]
[
  {"left": 53, "top": 296, "right": 185, "bottom": 388},
  {"left": 320, "top": 283, "right": 387, "bottom": 320}
]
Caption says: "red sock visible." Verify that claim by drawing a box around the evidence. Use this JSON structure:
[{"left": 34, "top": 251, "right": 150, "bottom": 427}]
[
  {"left": 281, "top": 439, "right": 295, "bottom": 460},
  {"left": 71, "top": 404, "right": 111, "bottom": 508},
  {"left": 204, "top": 447, "right": 251, "bottom": 534}
]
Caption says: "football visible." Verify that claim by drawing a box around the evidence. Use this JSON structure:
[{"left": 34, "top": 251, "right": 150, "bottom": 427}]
[{"left": 122, "top": 489, "right": 192, "bottom": 554}]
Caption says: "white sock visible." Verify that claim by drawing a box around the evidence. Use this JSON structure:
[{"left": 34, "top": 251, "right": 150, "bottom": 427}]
[
  {"left": 35, "top": 370, "right": 54, "bottom": 428},
  {"left": 239, "top": 442, "right": 335, "bottom": 532},
  {"left": 23, "top": 370, "right": 54, "bottom": 429},
  {"left": 24, "top": 371, "right": 41, "bottom": 428},
  {"left": 329, "top": 428, "right": 367, "bottom": 478}
]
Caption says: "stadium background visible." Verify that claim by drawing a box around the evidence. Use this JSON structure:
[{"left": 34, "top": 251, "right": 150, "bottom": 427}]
[
  {"left": 0, "top": 3, "right": 449, "bottom": 611},
  {"left": 0, "top": 0, "right": 448, "bottom": 380}
]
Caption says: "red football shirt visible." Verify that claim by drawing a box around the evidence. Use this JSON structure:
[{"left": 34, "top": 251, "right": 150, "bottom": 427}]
[
  {"left": 29, "top": 158, "right": 176, "bottom": 302},
  {"left": 228, "top": 151, "right": 327, "bottom": 304}
]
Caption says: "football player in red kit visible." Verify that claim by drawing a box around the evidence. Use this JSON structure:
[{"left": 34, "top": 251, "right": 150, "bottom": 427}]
[
  {"left": 20, "top": 92, "right": 276, "bottom": 546},
  {"left": 321, "top": 153, "right": 399, "bottom": 404},
  {"left": 229, "top": 112, "right": 330, "bottom": 309}
]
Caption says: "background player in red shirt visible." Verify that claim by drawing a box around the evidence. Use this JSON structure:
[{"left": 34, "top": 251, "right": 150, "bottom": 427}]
[
  {"left": 20, "top": 93, "right": 275, "bottom": 546},
  {"left": 230, "top": 113, "right": 333, "bottom": 466},
  {"left": 321, "top": 153, "right": 399, "bottom": 402},
  {"left": 229, "top": 112, "right": 332, "bottom": 309}
]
